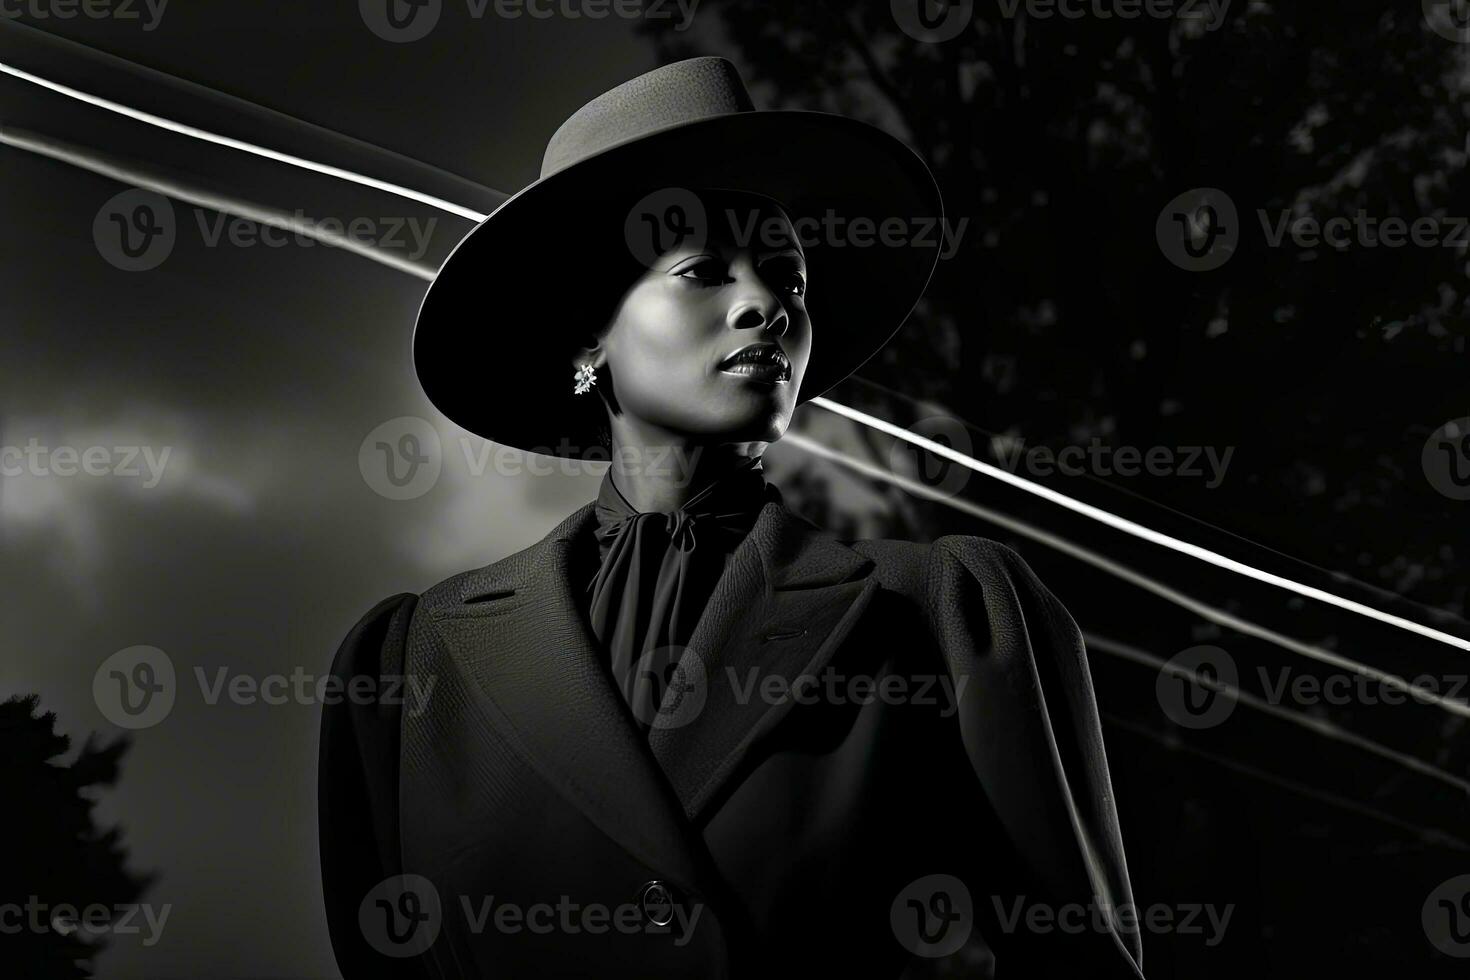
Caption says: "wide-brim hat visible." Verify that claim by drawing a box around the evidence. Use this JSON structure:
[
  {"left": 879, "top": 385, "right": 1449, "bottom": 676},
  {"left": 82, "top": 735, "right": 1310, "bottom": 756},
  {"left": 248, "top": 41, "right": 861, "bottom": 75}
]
[{"left": 413, "top": 57, "right": 943, "bottom": 459}]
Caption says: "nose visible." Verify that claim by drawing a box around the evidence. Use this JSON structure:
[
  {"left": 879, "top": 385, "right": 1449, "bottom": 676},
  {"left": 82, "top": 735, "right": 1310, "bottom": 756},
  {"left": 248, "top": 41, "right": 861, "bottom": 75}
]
[{"left": 726, "top": 279, "right": 790, "bottom": 339}]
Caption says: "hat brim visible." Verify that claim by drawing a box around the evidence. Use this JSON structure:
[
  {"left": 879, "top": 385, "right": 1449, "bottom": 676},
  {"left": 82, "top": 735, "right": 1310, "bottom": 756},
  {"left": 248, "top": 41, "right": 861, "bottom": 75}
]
[{"left": 413, "top": 110, "right": 943, "bottom": 459}]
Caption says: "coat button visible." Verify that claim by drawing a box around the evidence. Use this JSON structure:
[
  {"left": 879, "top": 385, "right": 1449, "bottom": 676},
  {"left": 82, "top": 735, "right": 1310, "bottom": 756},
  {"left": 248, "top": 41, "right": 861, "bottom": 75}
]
[{"left": 638, "top": 880, "right": 676, "bottom": 927}]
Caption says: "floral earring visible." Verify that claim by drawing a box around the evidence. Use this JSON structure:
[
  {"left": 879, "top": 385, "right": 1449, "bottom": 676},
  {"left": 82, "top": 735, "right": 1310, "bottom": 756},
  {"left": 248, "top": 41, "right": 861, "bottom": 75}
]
[{"left": 573, "top": 363, "right": 598, "bottom": 395}]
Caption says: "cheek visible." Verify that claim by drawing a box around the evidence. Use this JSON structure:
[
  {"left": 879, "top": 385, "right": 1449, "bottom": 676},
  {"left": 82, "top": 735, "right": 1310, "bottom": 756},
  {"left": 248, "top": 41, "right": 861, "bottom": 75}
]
[
  {"left": 605, "top": 289, "right": 720, "bottom": 405},
  {"left": 788, "top": 316, "right": 814, "bottom": 377},
  {"left": 610, "top": 288, "right": 718, "bottom": 385}
]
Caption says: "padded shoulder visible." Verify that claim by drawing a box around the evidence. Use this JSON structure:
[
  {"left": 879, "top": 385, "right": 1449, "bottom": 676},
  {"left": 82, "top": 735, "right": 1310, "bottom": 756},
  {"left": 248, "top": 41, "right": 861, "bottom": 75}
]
[
  {"left": 850, "top": 532, "right": 1038, "bottom": 606},
  {"left": 331, "top": 592, "right": 419, "bottom": 680}
]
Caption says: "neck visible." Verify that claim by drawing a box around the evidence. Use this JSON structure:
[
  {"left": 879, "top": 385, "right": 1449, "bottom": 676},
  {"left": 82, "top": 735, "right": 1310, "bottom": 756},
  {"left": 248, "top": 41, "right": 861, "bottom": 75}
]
[{"left": 606, "top": 416, "right": 767, "bottom": 513}]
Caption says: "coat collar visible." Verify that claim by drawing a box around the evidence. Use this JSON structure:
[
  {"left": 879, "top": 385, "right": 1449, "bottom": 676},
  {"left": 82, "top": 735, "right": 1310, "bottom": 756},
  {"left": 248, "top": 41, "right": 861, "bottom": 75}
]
[
  {"left": 646, "top": 500, "right": 879, "bottom": 820},
  {"left": 427, "top": 498, "right": 878, "bottom": 880}
]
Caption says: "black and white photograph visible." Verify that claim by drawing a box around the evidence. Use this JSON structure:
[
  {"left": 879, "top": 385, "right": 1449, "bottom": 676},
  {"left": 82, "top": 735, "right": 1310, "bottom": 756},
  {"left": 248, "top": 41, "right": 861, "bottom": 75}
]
[{"left": 2, "top": 2, "right": 1468, "bottom": 977}]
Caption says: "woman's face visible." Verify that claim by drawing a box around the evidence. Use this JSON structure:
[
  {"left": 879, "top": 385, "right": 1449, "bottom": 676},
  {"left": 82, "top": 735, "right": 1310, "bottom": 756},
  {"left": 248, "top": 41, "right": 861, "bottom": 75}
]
[{"left": 595, "top": 197, "right": 812, "bottom": 445}]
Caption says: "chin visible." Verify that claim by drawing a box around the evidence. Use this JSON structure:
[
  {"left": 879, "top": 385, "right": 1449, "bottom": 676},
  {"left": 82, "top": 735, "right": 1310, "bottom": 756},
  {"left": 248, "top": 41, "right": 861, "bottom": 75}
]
[
  {"left": 660, "top": 382, "right": 796, "bottom": 442},
  {"left": 720, "top": 408, "right": 789, "bottom": 445}
]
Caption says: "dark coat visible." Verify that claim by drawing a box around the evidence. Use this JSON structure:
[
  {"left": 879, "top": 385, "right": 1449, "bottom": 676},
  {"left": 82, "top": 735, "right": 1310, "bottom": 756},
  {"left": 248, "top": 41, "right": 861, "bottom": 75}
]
[{"left": 319, "top": 499, "right": 1146, "bottom": 979}]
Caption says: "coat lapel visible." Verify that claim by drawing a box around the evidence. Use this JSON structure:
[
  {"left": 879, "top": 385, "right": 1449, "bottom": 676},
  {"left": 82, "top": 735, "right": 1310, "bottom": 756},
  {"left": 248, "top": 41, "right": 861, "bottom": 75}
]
[
  {"left": 648, "top": 501, "right": 879, "bottom": 821},
  {"left": 427, "top": 502, "right": 709, "bottom": 890},
  {"left": 428, "top": 498, "right": 877, "bottom": 872}
]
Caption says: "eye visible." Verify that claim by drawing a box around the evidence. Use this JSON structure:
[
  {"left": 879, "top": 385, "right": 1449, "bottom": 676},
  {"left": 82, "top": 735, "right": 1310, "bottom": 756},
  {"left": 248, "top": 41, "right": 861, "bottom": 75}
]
[
  {"left": 763, "top": 260, "right": 807, "bottom": 297},
  {"left": 777, "top": 272, "right": 806, "bottom": 297},
  {"left": 673, "top": 257, "right": 727, "bottom": 284}
]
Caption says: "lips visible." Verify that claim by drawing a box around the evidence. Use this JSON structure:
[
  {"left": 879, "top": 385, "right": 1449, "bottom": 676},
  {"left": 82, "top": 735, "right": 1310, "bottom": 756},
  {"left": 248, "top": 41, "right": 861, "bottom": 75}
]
[{"left": 718, "top": 343, "right": 792, "bottom": 383}]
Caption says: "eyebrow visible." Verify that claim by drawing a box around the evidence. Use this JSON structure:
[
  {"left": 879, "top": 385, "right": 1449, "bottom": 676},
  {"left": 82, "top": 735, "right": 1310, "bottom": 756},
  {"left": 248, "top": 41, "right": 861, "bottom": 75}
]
[{"left": 757, "top": 246, "right": 806, "bottom": 265}]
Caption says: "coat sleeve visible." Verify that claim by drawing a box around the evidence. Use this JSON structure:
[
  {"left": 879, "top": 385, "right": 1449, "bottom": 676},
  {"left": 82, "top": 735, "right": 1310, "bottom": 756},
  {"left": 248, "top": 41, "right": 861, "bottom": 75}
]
[
  {"left": 318, "top": 592, "right": 426, "bottom": 980},
  {"left": 925, "top": 535, "right": 1145, "bottom": 979}
]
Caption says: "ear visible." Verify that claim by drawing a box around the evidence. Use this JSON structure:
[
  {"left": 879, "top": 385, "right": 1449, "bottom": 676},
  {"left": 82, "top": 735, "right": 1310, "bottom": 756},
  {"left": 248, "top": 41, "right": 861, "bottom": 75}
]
[
  {"left": 571, "top": 333, "right": 607, "bottom": 372},
  {"left": 571, "top": 333, "right": 618, "bottom": 419},
  {"left": 572, "top": 347, "right": 605, "bottom": 371}
]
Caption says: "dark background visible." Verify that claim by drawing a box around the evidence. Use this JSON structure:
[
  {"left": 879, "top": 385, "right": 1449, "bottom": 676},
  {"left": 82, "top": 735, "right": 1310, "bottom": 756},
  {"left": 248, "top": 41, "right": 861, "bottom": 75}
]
[{"left": 2, "top": 2, "right": 1467, "bottom": 977}]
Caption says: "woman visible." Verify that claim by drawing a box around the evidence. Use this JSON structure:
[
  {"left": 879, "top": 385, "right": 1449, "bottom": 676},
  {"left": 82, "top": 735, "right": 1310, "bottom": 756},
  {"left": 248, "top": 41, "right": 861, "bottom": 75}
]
[{"left": 320, "top": 57, "right": 1144, "bottom": 979}]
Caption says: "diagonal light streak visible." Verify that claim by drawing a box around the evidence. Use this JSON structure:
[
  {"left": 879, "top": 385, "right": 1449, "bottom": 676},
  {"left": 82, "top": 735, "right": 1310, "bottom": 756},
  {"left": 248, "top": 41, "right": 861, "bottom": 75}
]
[
  {"left": 0, "top": 58, "right": 491, "bottom": 222},
  {"left": 0, "top": 126, "right": 438, "bottom": 282},
  {"left": 5, "top": 52, "right": 1465, "bottom": 657},
  {"left": 1102, "top": 713, "right": 1470, "bottom": 851},
  {"left": 782, "top": 430, "right": 1470, "bottom": 720},
  {"left": 846, "top": 371, "right": 1457, "bottom": 627},
  {"left": 1088, "top": 632, "right": 1470, "bottom": 796},
  {"left": 809, "top": 398, "right": 1470, "bottom": 653}
]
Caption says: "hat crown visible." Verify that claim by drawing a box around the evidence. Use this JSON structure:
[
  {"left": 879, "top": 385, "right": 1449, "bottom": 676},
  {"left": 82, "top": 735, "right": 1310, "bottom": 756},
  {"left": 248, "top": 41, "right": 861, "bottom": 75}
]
[{"left": 541, "top": 57, "right": 755, "bottom": 179}]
